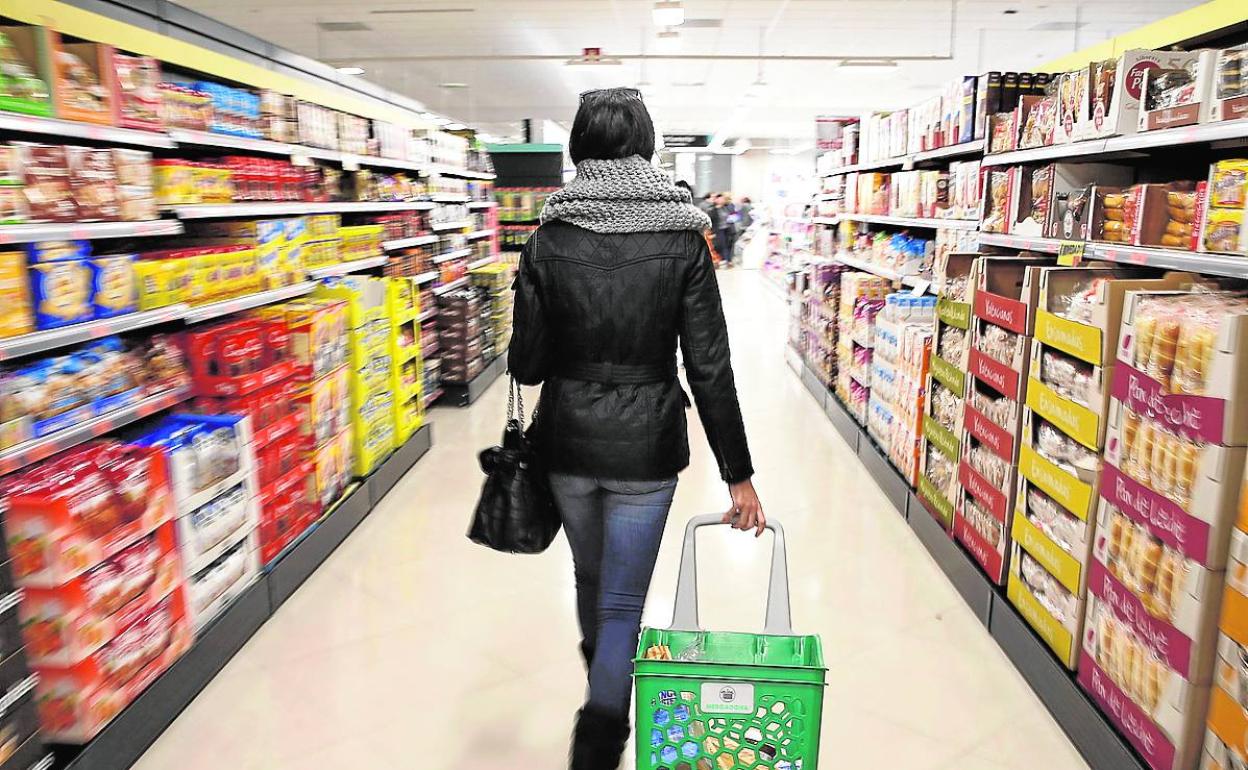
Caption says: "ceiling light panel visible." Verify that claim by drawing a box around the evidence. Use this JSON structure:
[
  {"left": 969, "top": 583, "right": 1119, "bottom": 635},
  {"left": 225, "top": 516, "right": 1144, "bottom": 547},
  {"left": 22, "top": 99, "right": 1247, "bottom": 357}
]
[
  {"left": 315, "top": 20, "right": 370, "bottom": 32},
  {"left": 653, "top": 1, "right": 685, "bottom": 28}
]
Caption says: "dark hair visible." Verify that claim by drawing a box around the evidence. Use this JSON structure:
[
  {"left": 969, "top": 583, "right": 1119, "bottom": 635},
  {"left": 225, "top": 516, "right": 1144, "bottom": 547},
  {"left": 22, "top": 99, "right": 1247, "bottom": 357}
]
[
  {"left": 569, "top": 88, "right": 656, "bottom": 164},
  {"left": 675, "top": 180, "right": 693, "bottom": 194}
]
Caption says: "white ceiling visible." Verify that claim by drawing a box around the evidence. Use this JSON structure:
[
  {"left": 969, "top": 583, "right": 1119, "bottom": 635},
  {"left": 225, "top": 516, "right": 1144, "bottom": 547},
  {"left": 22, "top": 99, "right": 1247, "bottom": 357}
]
[{"left": 180, "top": 0, "right": 1203, "bottom": 143}]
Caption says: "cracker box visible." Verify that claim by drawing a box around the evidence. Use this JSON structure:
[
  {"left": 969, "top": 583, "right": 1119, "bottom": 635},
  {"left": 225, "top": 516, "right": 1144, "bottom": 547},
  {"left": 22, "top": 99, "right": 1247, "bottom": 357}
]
[
  {"left": 89, "top": 254, "right": 136, "bottom": 319},
  {"left": 17, "top": 522, "right": 181, "bottom": 667},
  {"left": 30, "top": 260, "right": 93, "bottom": 330}
]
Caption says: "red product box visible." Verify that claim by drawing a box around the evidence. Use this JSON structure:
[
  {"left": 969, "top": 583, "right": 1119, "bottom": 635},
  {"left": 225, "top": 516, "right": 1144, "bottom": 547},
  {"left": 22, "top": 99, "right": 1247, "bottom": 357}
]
[
  {"left": 2, "top": 444, "right": 175, "bottom": 588},
  {"left": 190, "top": 360, "right": 296, "bottom": 398},
  {"left": 18, "top": 522, "right": 182, "bottom": 668},
  {"left": 259, "top": 316, "right": 291, "bottom": 367},
  {"left": 34, "top": 590, "right": 192, "bottom": 743},
  {"left": 182, "top": 318, "right": 254, "bottom": 380},
  {"left": 258, "top": 466, "right": 315, "bottom": 565}
]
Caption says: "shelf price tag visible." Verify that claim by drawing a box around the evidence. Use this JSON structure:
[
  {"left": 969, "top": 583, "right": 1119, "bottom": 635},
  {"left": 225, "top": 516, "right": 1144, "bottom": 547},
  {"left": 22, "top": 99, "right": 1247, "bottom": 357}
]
[{"left": 1057, "top": 240, "right": 1085, "bottom": 266}]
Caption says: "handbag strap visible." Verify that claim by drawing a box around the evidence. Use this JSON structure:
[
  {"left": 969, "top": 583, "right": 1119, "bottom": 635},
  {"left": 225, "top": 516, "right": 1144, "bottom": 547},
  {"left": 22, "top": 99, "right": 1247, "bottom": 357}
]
[{"left": 507, "top": 375, "right": 526, "bottom": 424}]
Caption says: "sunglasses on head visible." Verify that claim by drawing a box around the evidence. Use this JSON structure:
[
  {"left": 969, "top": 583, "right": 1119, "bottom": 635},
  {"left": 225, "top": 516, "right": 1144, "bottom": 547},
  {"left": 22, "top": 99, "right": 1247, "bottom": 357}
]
[{"left": 579, "top": 87, "right": 644, "bottom": 102}]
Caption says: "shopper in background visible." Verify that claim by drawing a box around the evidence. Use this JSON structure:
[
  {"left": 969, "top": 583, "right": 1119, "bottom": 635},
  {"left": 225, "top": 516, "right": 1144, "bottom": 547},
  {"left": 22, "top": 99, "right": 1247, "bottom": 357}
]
[
  {"left": 697, "top": 191, "right": 714, "bottom": 213},
  {"left": 737, "top": 195, "right": 754, "bottom": 230},
  {"left": 509, "top": 86, "right": 762, "bottom": 770},
  {"left": 714, "top": 193, "right": 738, "bottom": 267}
]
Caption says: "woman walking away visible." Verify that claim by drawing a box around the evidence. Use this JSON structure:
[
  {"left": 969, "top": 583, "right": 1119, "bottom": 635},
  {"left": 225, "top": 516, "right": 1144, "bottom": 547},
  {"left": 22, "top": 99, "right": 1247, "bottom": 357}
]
[{"left": 508, "top": 87, "right": 764, "bottom": 770}]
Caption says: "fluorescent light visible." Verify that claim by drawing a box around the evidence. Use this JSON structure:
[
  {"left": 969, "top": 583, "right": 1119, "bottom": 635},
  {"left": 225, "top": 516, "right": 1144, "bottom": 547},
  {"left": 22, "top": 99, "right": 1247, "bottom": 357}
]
[
  {"left": 653, "top": 1, "right": 684, "bottom": 27},
  {"left": 838, "top": 59, "right": 898, "bottom": 69},
  {"left": 444, "top": 123, "right": 467, "bottom": 131},
  {"left": 336, "top": 66, "right": 365, "bottom": 76}
]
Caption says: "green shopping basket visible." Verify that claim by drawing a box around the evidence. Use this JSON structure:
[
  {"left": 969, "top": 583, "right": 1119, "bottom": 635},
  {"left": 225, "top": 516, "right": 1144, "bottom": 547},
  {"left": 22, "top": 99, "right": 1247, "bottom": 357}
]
[{"left": 634, "top": 514, "right": 826, "bottom": 770}]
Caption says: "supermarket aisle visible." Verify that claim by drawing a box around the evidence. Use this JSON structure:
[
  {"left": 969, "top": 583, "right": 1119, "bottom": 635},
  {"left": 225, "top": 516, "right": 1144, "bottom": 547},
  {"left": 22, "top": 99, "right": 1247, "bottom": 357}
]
[{"left": 133, "top": 271, "right": 1089, "bottom": 770}]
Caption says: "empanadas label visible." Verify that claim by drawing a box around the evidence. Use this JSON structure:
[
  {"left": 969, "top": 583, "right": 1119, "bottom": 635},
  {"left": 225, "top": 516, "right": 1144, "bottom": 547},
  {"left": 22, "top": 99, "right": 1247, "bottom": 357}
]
[
  {"left": 931, "top": 353, "right": 966, "bottom": 396},
  {"left": 1077, "top": 654, "right": 1175, "bottom": 770},
  {"left": 965, "top": 404, "right": 1015, "bottom": 461},
  {"left": 1019, "top": 445, "right": 1093, "bottom": 519},
  {"left": 1012, "top": 511, "right": 1082, "bottom": 593},
  {"left": 1008, "top": 571, "right": 1076, "bottom": 665},
  {"left": 923, "top": 414, "right": 959, "bottom": 462},
  {"left": 1100, "top": 462, "right": 1210, "bottom": 564},
  {"left": 975, "top": 290, "right": 1028, "bottom": 335},
  {"left": 1035, "top": 310, "right": 1103, "bottom": 366},
  {"left": 1089, "top": 557, "right": 1193, "bottom": 676},
  {"left": 1111, "top": 362, "right": 1226, "bottom": 445},
  {"left": 1027, "top": 377, "right": 1101, "bottom": 451},
  {"left": 969, "top": 349, "right": 1020, "bottom": 399},
  {"left": 937, "top": 297, "right": 971, "bottom": 330},
  {"left": 960, "top": 460, "right": 1009, "bottom": 521}
]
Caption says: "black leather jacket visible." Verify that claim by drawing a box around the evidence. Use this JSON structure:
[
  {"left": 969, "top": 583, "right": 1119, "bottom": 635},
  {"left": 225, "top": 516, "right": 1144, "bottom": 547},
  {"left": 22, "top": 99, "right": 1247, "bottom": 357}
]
[{"left": 508, "top": 221, "right": 753, "bottom": 483}]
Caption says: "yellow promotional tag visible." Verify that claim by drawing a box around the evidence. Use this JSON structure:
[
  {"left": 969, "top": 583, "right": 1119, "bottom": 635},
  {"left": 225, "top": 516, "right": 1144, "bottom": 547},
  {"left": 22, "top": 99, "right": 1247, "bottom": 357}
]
[{"left": 1057, "top": 240, "right": 1085, "bottom": 266}]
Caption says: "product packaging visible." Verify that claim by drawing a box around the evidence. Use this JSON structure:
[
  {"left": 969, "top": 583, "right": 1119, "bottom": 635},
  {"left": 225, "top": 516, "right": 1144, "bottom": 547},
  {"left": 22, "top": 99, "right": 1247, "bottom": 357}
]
[
  {"left": 1212, "top": 44, "right": 1248, "bottom": 122},
  {"left": 1138, "top": 50, "right": 1218, "bottom": 132},
  {"left": 0, "top": 26, "right": 54, "bottom": 118},
  {"left": 49, "top": 35, "right": 115, "bottom": 126}
]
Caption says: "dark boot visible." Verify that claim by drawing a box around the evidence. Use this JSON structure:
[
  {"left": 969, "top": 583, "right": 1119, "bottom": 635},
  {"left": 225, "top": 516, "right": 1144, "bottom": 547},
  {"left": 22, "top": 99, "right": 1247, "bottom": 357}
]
[
  {"left": 579, "top": 639, "right": 596, "bottom": 671},
  {"left": 570, "top": 706, "right": 629, "bottom": 770}
]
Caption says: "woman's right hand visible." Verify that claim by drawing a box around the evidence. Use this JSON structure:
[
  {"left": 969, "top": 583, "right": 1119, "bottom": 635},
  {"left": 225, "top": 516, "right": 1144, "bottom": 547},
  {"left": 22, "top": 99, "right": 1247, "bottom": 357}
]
[{"left": 724, "top": 478, "right": 766, "bottom": 537}]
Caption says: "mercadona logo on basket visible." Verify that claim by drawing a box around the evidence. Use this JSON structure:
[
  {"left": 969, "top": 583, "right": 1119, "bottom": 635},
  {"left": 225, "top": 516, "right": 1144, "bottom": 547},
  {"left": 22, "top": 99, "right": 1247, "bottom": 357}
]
[{"left": 701, "top": 682, "right": 755, "bottom": 714}]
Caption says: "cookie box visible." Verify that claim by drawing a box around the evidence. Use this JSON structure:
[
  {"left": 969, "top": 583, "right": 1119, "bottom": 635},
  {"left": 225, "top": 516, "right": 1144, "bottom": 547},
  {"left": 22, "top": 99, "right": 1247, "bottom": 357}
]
[
  {"left": 1114, "top": 290, "right": 1248, "bottom": 446},
  {"left": 175, "top": 482, "right": 258, "bottom": 577},
  {"left": 294, "top": 365, "right": 350, "bottom": 447},
  {"left": 257, "top": 465, "right": 315, "bottom": 565},
  {"left": 1078, "top": 594, "right": 1212, "bottom": 770},
  {"left": 30, "top": 260, "right": 93, "bottom": 331},
  {"left": 89, "top": 255, "right": 136, "bottom": 319},
  {"left": 49, "top": 36, "right": 116, "bottom": 126},
  {"left": 183, "top": 529, "right": 259, "bottom": 632},
  {"left": 277, "top": 300, "right": 349, "bottom": 381},
  {"left": 33, "top": 591, "right": 191, "bottom": 743},
  {"left": 1008, "top": 542, "right": 1083, "bottom": 668},
  {"left": 3, "top": 444, "right": 174, "bottom": 588},
  {"left": 1138, "top": 50, "right": 1217, "bottom": 132},
  {"left": 187, "top": 359, "right": 296, "bottom": 399},
  {"left": 18, "top": 522, "right": 180, "bottom": 667},
  {"left": 127, "top": 414, "right": 255, "bottom": 512}
]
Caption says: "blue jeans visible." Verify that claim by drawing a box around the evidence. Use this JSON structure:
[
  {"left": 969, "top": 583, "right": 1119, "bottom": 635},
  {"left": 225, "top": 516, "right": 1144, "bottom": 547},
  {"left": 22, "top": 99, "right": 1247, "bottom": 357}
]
[{"left": 550, "top": 473, "right": 678, "bottom": 718}]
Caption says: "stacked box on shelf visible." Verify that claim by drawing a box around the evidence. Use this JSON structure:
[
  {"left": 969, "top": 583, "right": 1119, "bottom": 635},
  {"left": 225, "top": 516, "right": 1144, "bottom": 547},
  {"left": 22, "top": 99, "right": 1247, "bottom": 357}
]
[
  {"left": 2, "top": 440, "right": 190, "bottom": 743},
  {"left": 1204, "top": 496, "right": 1248, "bottom": 769},
  {"left": 471, "top": 262, "right": 513, "bottom": 357},
  {"left": 1007, "top": 268, "right": 1185, "bottom": 670},
  {"left": 801, "top": 264, "right": 845, "bottom": 388},
  {"left": 835, "top": 273, "right": 890, "bottom": 423},
  {"left": 314, "top": 278, "right": 394, "bottom": 476},
  {"left": 958, "top": 256, "right": 1051, "bottom": 584},
  {"left": 386, "top": 277, "right": 424, "bottom": 442},
  {"left": 437, "top": 288, "right": 484, "bottom": 385},
  {"left": 270, "top": 299, "right": 353, "bottom": 513},
  {"left": 871, "top": 295, "right": 934, "bottom": 484},
  {"left": 183, "top": 313, "right": 313, "bottom": 567},
  {"left": 1078, "top": 290, "right": 1248, "bottom": 770}
]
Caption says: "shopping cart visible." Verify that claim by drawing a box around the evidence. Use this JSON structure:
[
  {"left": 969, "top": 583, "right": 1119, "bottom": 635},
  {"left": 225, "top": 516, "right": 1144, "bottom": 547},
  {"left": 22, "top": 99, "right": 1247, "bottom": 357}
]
[{"left": 635, "top": 514, "right": 826, "bottom": 770}]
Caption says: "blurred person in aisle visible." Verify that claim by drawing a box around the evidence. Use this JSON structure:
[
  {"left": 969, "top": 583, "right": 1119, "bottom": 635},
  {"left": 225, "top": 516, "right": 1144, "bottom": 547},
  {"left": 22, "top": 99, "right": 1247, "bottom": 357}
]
[
  {"left": 697, "top": 191, "right": 714, "bottom": 213},
  {"left": 713, "top": 193, "right": 738, "bottom": 268},
  {"left": 509, "top": 86, "right": 764, "bottom": 770},
  {"left": 737, "top": 195, "right": 754, "bottom": 230}
]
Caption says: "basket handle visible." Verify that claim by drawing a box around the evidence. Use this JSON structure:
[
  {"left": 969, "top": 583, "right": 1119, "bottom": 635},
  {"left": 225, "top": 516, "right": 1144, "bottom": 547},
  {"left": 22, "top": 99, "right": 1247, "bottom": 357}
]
[{"left": 669, "top": 513, "right": 793, "bottom": 635}]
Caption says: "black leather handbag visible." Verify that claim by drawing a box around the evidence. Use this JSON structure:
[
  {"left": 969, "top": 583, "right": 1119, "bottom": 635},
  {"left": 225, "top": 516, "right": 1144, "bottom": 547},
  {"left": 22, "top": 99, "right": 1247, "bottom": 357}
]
[{"left": 468, "top": 376, "right": 561, "bottom": 554}]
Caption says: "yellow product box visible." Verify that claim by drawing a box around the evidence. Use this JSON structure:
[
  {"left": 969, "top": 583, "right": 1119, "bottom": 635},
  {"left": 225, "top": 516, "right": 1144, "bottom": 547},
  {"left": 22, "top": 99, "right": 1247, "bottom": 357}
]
[
  {"left": 1025, "top": 368, "right": 1108, "bottom": 451},
  {"left": 338, "top": 225, "right": 384, "bottom": 261},
  {"left": 1007, "top": 542, "right": 1081, "bottom": 668},
  {"left": 314, "top": 278, "right": 387, "bottom": 329},
  {"left": 302, "top": 240, "right": 336, "bottom": 269},
  {"left": 305, "top": 214, "right": 340, "bottom": 240},
  {"left": 134, "top": 259, "right": 187, "bottom": 310},
  {"left": 191, "top": 165, "right": 233, "bottom": 204},
  {"left": 153, "top": 160, "right": 196, "bottom": 206},
  {"left": 1018, "top": 439, "right": 1097, "bottom": 521},
  {"left": 0, "top": 251, "right": 33, "bottom": 339}
]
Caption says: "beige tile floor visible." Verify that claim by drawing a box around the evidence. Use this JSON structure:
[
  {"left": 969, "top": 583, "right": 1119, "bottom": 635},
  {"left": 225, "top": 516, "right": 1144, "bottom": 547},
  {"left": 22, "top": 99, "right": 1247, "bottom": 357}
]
[{"left": 132, "top": 270, "right": 1091, "bottom": 770}]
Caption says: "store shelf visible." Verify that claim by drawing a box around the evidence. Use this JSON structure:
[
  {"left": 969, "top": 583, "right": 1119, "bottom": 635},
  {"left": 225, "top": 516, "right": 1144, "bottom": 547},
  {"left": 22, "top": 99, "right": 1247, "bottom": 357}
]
[
  {"left": 427, "top": 164, "right": 497, "bottom": 180},
  {"left": 0, "top": 305, "right": 188, "bottom": 361},
  {"left": 183, "top": 282, "right": 315, "bottom": 324},
  {"left": 1086, "top": 243, "right": 1248, "bottom": 279},
  {"left": 981, "top": 119, "right": 1248, "bottom": 167},
  {"left": 786, "top": 354, "right": 1148, "bottom": 770},
  {"left": 414, "top": 271, "right": 439, "bottom": 285},
  {"left": 841, "top": 213, "right": 979, "bottom": 231},
  {"left": 465, "top": 228, "right": 495, "bottom": 240},
  {"left": 467, "top": 200, "right": 498, "bottom": 209},
  {"left": 431, "top": 220, "right": 472, "bottom": 232},
  {"left": 439, "top": 355, "right": 506, "bottom": 407},
  {"left": 0, "top": 386, "right": 191, "bottom": 475},
  {"left": 432, "top": 276, "right": 469, "bottom": 295},
  {"left": 368, "top": 423, "right": 433, "bottom": 506},
  {"left": 978, "top": 232, "right": 1062, "bottom": 253},
  {"left": 811, "top": 216, "right": 840, "bottom": 226},
  {"left": 431, "top": 248, "right": 472, "bottom": 264},
  {"left": 820, "top": 156, "right": 907, "bottom": 176},
  {"left": 382, "top": 234, "right": 440, "bottom": 250},
  {"left": 423, "top": 388, "right": 444, "bottom": 407},
  {"left": 307, "top": 255, "right": 389, "bottom": 279},
  {"left": 0, "top": 219, "right": 184, "bottom": 245},
  {"left": 57, "top": 423, "right": 434, "bottom": 770},
  {"left": 417, "top": 308, "right": 437, "bottom": 323},
  {"left": 166, "top": 128, "right": 294, "bottom": 155},
  {"left": 0, "top": 112, "right": 175, "bottom": 148},
  {"left": 912, "top": 139, "right": 986, "bottom": 163},
  {"left": 429, "top": 193, "right": 471, "bottom": 203},
  {"left": 347, "top": 154, "right": 424, "bottom": 172},
  {"left": 467, "top": 256, "right": 495, "bottom": 270},
  {"left": 834, "top": 253, "right": 933, "bottom": 292},
  {"left": 858, "top": 435, "right": 910, "bottom": 517},
  {"left": 168, "top": 201, "right": 435, "bottom": 219}
]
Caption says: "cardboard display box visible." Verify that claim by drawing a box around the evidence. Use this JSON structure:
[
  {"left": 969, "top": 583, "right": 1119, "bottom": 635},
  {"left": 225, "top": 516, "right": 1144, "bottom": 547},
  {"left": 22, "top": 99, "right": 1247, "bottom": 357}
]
[
  {"left": 1008, "top": 540, "right": 1084, "bottom": 668},
  {"left": 1138, "top": 50, "right": 1218, "bottom": 132},
  {"left": 1009, "top": 164, "right": 1134, "bottom": 238}
]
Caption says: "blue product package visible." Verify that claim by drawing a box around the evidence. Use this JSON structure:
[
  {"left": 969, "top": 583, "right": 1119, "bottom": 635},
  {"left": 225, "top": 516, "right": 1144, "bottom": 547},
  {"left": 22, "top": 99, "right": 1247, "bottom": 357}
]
[
  {"left": 30, "top": 260, "right": 94, "bottom": 330},
  {"left": 89, "top": 255, "right": 137, "bottom": 319},
  {"left": 24, "top": 240, "right": 91, "bottom": 263}
]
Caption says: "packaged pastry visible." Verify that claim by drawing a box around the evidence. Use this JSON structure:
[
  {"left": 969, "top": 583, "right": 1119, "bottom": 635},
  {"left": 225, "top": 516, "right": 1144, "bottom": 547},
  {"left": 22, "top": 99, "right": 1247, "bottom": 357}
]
[
  {"left": 930, "top": 381, "right": 961, "bottom": 432},
  {"left": 67, "top": 147, "right": 120, "bottom": 222},
  {"left": 981, "top": 170, "right": 1011, "bottom": 234},
  {"left": 1025, "top": 486, "right": 1082, "bottom": 553},
  {"left": 1129, "top": 292, "right": 1248, "bottom": 395},
  {"left": 52, "top": 42, "right": 112, "bottom": 122},
  {"left": 925, "top": 443, "right": 957, "bottom": 491},
  {"left": 968, "top": 441, "right": 1010, "bottom": 487},
  {"left": 1099, "top": 505, "right": 1189, "bottom": 624},
  {"left": 961, "top": 496, "right": 1004, "bottom": 550},
  {"left": 1021, "top": 550, "right": 1077, "bottom": 625},
  {"left": 1040, "top": 348, "right": 1096, "bottom": 407},
  {"left": 1118, "top": 406, "right": 1202, "bottom": 508},
  {"left": 1087, "top": 600, "right": 1167, "bottom": 714},
  {"left": 938, "top": 325, "right": 966, "bottom": 363},
  {"left": 970, "top": 386, "right": 1013, "bottom": 426},
  {"left": 975, "top": 321, "right": 1017, "bottom": 366},
  {"left": 1035, "top": 418, "right": 1098, "bottom": 471},
  {"left": 110, "top": 52, "right": 161, "bottom": 130},
  {"left": 15, "top": 143, "right": 76, "bottom": 223}
]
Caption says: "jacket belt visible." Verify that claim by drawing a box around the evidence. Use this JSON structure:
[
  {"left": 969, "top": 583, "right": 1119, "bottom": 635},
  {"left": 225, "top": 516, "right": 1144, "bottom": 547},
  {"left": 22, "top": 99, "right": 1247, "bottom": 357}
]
[{"left": 557, "top": 361, "right": 677, "bottom": 384}]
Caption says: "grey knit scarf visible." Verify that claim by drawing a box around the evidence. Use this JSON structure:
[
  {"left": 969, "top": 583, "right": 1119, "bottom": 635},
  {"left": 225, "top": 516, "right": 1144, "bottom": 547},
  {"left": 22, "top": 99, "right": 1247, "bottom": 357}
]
[{"left": 541, "top": 155, "right": 712, "bottom": 234}]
